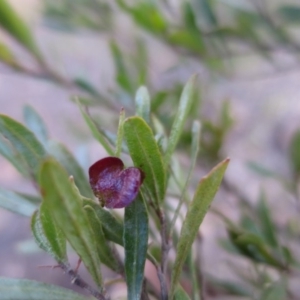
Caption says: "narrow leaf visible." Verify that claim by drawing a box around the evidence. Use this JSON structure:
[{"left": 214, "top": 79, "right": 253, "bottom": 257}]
[
  {"left": 170, "top": 158, "right": 229, "bottom": 298},
  {"left": 39, "top": 159, "right": 103, "bottom": 288},
  {"left": 170, "top": 120, "right": 201, "bottom": 231},
  {"left": 124, "top": 116, "right": 166, "bottom": 206},
  {"left": 82, "top": 199, "right": 124, "bottom": 246},
  {"left": 47, "top": 140, "right": 93, "bottom": 198},
  {"left": 164, "top": 75, "right": 197, "bottom": 166},
  {"left": 135, "top": 86, "right": 150, "bottom": 124},
  {"left": 77, "top": 104, "right": 114, "bottom": 155},
  {"left": 31, "top": 204, "right": 67, "bottom": 264},
  {"left": 84, "top": 205, "right": 121, "bottom": 272},
  {"left": 23, "top": 105, "right": 48, "bottom": 145},
  {"left": 257, "top": 192, "right": 279, "bottom": 248},
  {"left": 115, "top": 108, "right": 125, "bottom": 157},
  {"left": 0, "top": 114, "right": 47, "bottom": 178},
  {"left": 174, "top": 285, "right": 191, "bottom": 300},
  {"left": 0, "top": 187, "right": 37, "bottom": 217},
  {"left": 0, "top": 277, "right": 90, "bottom": 300},
  {"left": 124, "top": 195, "right": 148, "bottom": 300},
  {"left": 0, "top": 0, "right": 42, "bottom": 60},
  {"left": 40, "top": 201, "right": 67, "bottom": 263}
]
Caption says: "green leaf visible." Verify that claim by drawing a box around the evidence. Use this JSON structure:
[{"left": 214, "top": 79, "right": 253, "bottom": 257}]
[
  {"left": 84, "top": 205, "right": 121, "bottom": 272},
  {"left": 170, "top": 120, "right": 201, "bottom": 231},
  {"left": 47, "top": 140, "right": 93, "bottom": 198},
  {"left": 278, "top": 5, "right": 300, "bottom": 24},
  {"left": 110, "top": 40, "right": 133, "bottom": 93},
  {"left": 82, "top": 199, "right": 124, "bottom": 246},
  {"left": 124, "top": 195, "right": 148, "bottom": 300},
  {"left": 164, "top": 75, "right": 197, "bottom": 166},
  {"left": 115, "top": 108, "right": 125, "bottom": 157},
  {"left": 0, "top": 134, "right": 29, "bottom": 176},
  {"left": 0, "top": 187, "right": 37, "bottom": 217},
  {"left": 289, "top": 130, "right": 300, "bottom": 178},
  {"left": 0, "top": 277, "right": 90, "bottom": 300},
  {"left": 0, "top": 0, "right": 42, "bottom": 60},
  {"left": 77, "top": 103, "right": 114, "bottom": 156},
  {"left": 174, "top": 285, "right": 191, "bottom": 300},
  {"left": 124, "top": 116, "right": 166, "bottom": 206},
  {"left": 260, "top": 280, "right": 287, "bottom": 300},
  {"left": 118, "top": 1, "right": 167, "bottom": 35},
  {"left": 0, "top": 114, "right": 47, "bottom": 178},
  {"left": 135, "top": 86, "right": 150, "bottom": 124},
  {"left": 192, "top": 0, "right": 218, "bottom": 28},
  {"left": 39, "top": 158, "right": 103, "bottom": 288},
  {"left": 170, "top": 158, "right": 229, "bottom": 298},
  {"left": 0, "top": 42, "right": 16, "bottom": 65},
  {"left": 23, "top": 105, "right": 48, "bottom": 146},
  {"left": 257, "top": 192, "right": 279, "bottom": 248},
  {"left": 31, "top": 202, "right": 67, "bottom": 264}
]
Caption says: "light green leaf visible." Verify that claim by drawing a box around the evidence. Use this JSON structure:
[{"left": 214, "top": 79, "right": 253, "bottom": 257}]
[
  {"left": 115, "top": 108, "right": 125, "bottom": 157},
  {"left": 0, "top": 114, "right": 47, "bottom": 178},
  {"left": 84, "top": 205, "right": 121, "bottom": 272},
  {"left": 0, "top": 187, "right": 37, "bottom": 217},
  {"left": 0, "top": 277, "right": 90, "bottom": 300},
  {"left": 124, "top": 116, "right": 166, "bottom": 206},
  {"left": 124, "top": 195, "right": 148, "bottom": 300},
  {"left": 82, "top": 199, "right": 124, "bottom": 246},
  {"left": 23, "top": 105, "right": 48, "bottom": 146},
  {"left": 0, "top": 0, "right": 42, "bottom": 60},
  {"left": 39, "top": 158, "right": 103, "bottom": 288},
  {"left": 164, "top": 75, "right": 197, "bottom": 166},
  {"left": 135, "top": 86, "right": 150, "bottom": 124},
  {"left": 174, "top": 285, "right": 191, "bottom": 300},
  {"left": 77, "top": 103, "right": 114, "bottom": 156},
  {"left": 47, "top": 140, "right": 93, "bottom": 198},
  {"left": 0, "top": 42, "right": 16, "bottom": 65},
  {"left": 170, "top": 158, "right": 229, "bottom": 298}
]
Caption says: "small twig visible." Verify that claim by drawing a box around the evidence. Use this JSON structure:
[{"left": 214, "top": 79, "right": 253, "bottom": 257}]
[{"left": 58, "top": 263, "right": 110, "bottom": 300}]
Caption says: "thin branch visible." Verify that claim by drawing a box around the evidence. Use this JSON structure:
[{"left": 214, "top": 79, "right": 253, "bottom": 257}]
[{"left": 59, "top": 263, "right": 110, "bottom": 300}]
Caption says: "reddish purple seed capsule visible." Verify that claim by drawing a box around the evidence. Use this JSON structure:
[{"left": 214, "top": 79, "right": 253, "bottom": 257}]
[{"left": 89, "top": 156, "right": 144, "bottom": 209}]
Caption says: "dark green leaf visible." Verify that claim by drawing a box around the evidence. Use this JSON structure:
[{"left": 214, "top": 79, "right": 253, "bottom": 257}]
[
  {"left": 257, "top": 192, "right": 279, "bottom": 248},
  {"left": 0, "top": 187, "right": 37, "bottom": 217},
  {"left": 124, "top": 116, "right": 166, "bottom": 206},
  {"left": 110, "top": 40, "right": 133, "bottom": 93},
  {"left": 192, "top": 0, "right": 218, "bottom": 28},
  {"left": 39, "top": 158, "right": 102, "bottom": 288},
  {"left": 278, "top": 5, "right": 300, "bottom": 24},
  {"left": 170, "top": 158, "right": 229, "bottom": 298},
  {"left": 84, "top": 205, "right": 121, "bottom": 272},
  {"left": 0, "top": 0, "right": 42, "bottom": 60},
  {"left": 135, "top": 86, "right": 150, "bottom": 124},
  {"left": 164, "top": 75, "right": 197, "bottom": 166},
  {"left": 0, "top": 277, "right": 90, "bottom": 300},
  {"left": 0, "top": 114, "right": 47, "bottom": 178},
  {"left": 124, "top": 195, "right": 148, "bottom": 300},
  {"left": 289, "top": 130, "right": 300, "bottom": 177},
  {"left": 23, "top": 105, "right": 48, "bottom": 145},
  {"left": 82, "top": 199, "right": 124, "bottom": 246},
  {"left": 47, "top": 140, "right": 93, "bottom": 198}
]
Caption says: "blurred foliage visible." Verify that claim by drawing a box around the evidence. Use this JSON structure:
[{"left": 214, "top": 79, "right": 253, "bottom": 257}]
[{"left": 1, "top": 0, "right": 300, "bottom": 299}]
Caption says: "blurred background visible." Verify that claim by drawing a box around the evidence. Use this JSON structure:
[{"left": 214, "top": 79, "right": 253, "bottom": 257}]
[{"left": 1, "top": 0, "right": 300, "bottom": 298}]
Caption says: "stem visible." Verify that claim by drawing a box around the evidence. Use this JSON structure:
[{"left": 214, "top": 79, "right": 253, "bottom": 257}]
[{"left": 59, "top": 263, "right": 109, "bottom": 300}]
